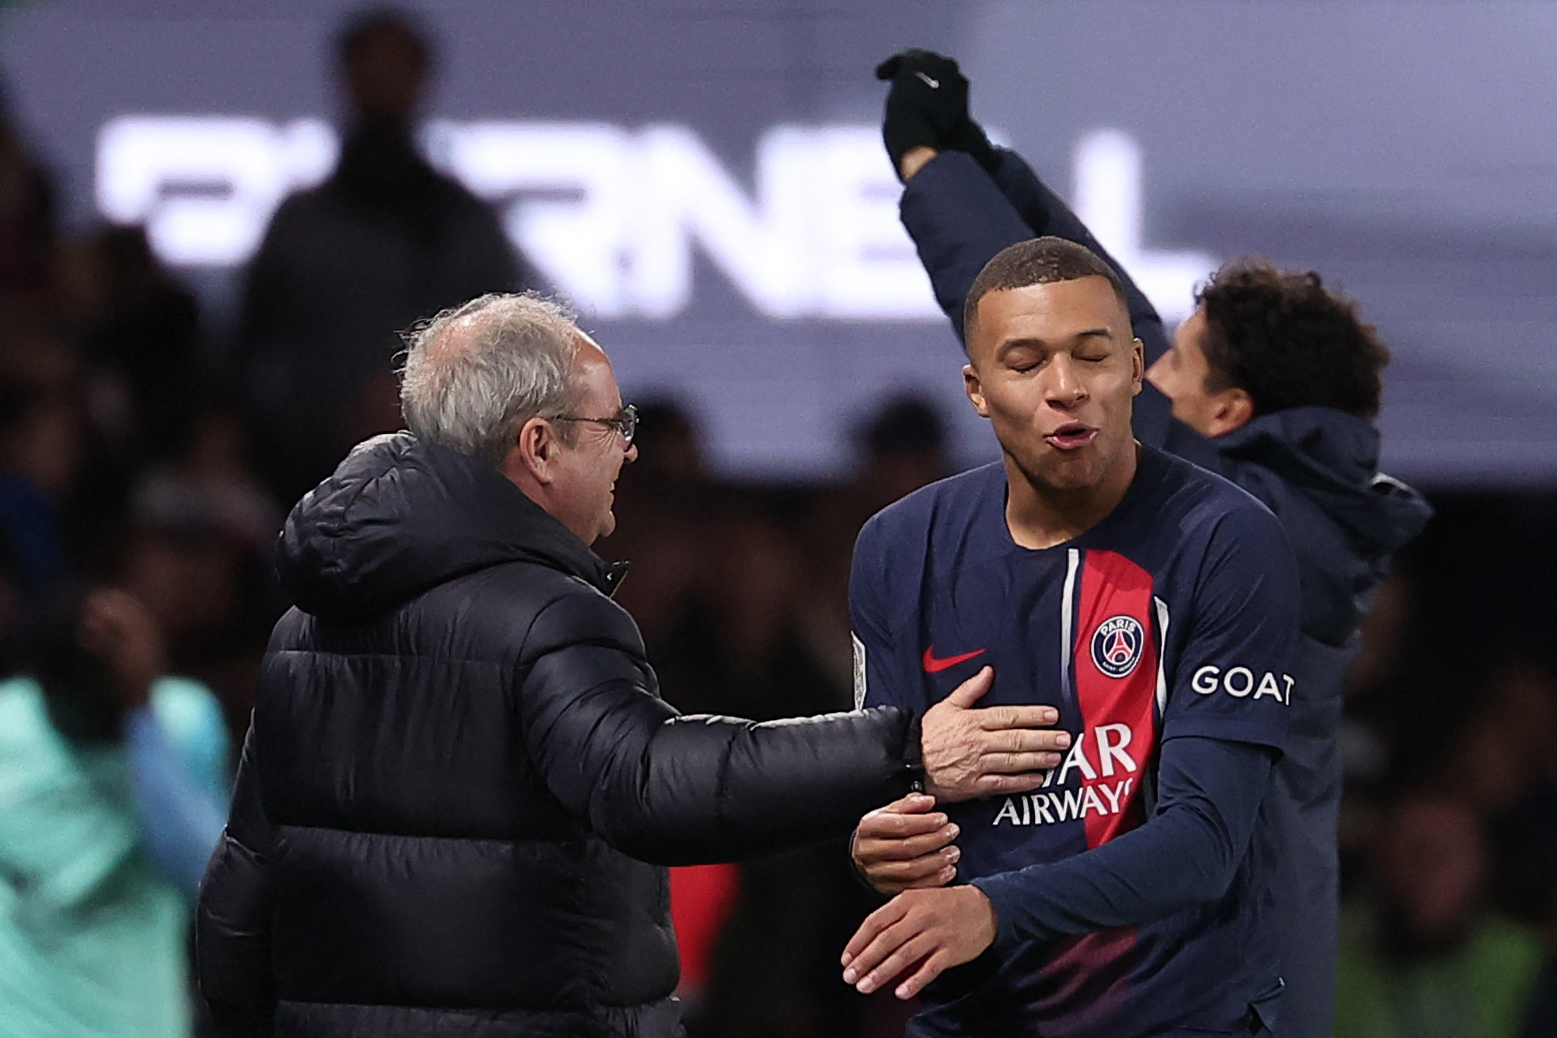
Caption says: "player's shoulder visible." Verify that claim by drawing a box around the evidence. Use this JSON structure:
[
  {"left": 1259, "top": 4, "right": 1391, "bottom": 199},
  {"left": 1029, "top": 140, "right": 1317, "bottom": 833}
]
[
  {"left": 1145, "top": 445, "right": 1285, "bottom": 539},
  {"left": 1143, "top": 448, "right": 1296, "bottom": 584},
  {"left": 858, "top": 461, "right": 1004, "bottom": 547}
]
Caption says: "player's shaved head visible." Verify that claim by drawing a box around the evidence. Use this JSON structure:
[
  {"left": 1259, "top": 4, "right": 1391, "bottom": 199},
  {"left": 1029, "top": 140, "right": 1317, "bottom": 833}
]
[{"left": 964, "top": 237, "right": 1130, "bottom": 345}]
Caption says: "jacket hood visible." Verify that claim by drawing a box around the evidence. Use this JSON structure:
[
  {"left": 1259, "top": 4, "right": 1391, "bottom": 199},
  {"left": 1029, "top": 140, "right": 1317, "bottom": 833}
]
[
  {"left": 276, "top": 433, "right": 624, "bottom": 621},
  {"left": 1215, "top": 407, "right": 1432, "bottom": 561}
]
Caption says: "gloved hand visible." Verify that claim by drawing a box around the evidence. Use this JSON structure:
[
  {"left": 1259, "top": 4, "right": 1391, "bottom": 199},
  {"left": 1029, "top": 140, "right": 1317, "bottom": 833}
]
[{"left": 875, "top": 48, "right": 998, "bottom": 179}]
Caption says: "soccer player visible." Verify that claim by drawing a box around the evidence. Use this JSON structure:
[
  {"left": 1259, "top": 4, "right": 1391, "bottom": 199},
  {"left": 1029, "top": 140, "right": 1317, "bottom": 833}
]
[
  {"left": 857, "top": 49, "right": 1433, "bottom": 1038},
  {"left": 841, "top": 236, "right": 1300, "bottom": 1037}
]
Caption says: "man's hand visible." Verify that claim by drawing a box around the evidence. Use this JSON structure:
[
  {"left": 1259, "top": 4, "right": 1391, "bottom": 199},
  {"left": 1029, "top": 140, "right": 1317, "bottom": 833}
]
[
  {"left": 919, "top": 666, "right": 1070, "bottom": 802},
  {"left": 841, "top": 886, "right": 998, "bottom": 999},
  {"left": 874, "top": 48, "right": 996, "bottom": 179},
  {"left": 853, "top": 793, "right": 960, "bottom": 895}
]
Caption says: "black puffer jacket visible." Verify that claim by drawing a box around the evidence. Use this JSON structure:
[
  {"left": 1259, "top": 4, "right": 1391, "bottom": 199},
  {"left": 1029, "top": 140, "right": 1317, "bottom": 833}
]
[{"left": 196, "top": 433, "right": 916, "bottom": 1038}]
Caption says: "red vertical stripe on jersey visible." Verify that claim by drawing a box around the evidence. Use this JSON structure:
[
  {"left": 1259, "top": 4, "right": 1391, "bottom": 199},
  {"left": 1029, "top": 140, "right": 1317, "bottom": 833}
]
[{"left": 1072, "top": 549, "right": 1159, "bottom": 849}]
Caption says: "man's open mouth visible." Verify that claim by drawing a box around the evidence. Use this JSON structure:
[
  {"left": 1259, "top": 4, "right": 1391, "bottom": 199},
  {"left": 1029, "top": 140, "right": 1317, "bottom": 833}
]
[{"left": 1043, "top": 423, "right": 1098, "bottom": 451}]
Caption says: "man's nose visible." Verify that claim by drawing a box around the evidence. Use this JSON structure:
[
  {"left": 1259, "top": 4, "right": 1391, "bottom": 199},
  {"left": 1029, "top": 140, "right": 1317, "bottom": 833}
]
[
  {"left": 1042, "top": 354, "right": 1088, "bottom": 408},
  {"left": 624, "top": 442, "right": 639, "bottom": 464}
]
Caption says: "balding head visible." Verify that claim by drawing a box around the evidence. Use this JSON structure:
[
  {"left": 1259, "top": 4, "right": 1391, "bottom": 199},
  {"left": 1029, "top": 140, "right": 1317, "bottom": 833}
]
[{"left": 400, "top": 292, "right": 585, "bottom": 465}]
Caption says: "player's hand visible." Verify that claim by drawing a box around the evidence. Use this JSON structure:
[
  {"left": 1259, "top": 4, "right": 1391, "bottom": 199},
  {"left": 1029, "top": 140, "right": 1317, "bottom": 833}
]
[
  {"left": 919, "top": 666, "right": 1070, "bottom": 802},
  {"left": 852, "top": 793, "right": 960, "bottom": 895},
  {"left": 841, "top": 886, "right": 998, "bottom": 999},
  {"left": 874, "top": 48, "right": 997, "bottom": 178}
]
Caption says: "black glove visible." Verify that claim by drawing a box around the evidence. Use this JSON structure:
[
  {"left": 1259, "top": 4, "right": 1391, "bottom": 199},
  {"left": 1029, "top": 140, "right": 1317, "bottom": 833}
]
[{"left": 875, "top": 48, "right": 998, "bottom": 179}]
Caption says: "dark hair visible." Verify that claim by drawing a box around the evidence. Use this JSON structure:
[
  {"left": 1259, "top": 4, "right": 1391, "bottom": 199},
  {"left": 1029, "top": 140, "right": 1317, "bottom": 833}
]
[
  {"left": 336, "top": 7, "right": 432, "bottom": 69},
  {"left": 1196, "top": 261, "right": 1389, "bottom": 419},
  {"left": 964, "top": 237, "right": 1129, "bottom": 342}
]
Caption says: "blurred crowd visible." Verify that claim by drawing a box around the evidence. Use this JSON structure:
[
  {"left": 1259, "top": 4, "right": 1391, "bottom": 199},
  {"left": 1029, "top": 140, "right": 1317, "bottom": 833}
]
[{"left": 0, "top": 7, "right": 1553, "bottom": 1038}]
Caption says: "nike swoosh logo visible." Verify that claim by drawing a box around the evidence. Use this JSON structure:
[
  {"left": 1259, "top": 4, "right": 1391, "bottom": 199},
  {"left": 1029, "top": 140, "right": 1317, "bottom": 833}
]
[
  {"left": 923, "top": 646, "right": 986, "bottom": 673},
  {"left": 915, "top": 71, "right": 940, "bottom": 89}
]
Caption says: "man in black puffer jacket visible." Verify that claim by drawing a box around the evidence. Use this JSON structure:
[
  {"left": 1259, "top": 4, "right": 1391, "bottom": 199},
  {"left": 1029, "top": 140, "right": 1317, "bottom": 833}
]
[{"left": 196, "top": 292, "right": 1066, "bottom": 1038}]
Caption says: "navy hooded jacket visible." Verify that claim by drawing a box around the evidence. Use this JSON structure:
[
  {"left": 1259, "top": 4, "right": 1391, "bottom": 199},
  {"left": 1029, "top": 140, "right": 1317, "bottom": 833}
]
[{"left": 897, "top": 148, "right": 1432, "bottom": 1038}]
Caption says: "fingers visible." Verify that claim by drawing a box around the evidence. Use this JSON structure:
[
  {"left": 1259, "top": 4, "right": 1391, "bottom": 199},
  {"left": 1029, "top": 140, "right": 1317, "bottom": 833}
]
[
  {"left": 858, "top": 824, "right": 958, "bottom": 862},
  {"left": 983, "top": 728, "right": 1071, "bottom": 754},
  {"left": 859, "top": 851, "right": 958, "bottom": 894},
  {"left": 875, "top": 791, "right": 940, "bottom": 817},
  {"left": 970, "top": 772, "right": 1049, "bottom": 797},
  {"left": 851, "top": 930, "right": 937, "bottom": 995},
  {"left": 978, "top": 704, "right": 1061, "bottom": 730},
  {"left": 944, "top": 665, "right": 993, "bottom": 708},
  {"left": 842, "top": 897, "right": 905, "bottom": 966},
  {"left": 857, "top": 804, "right": 949, "bottom": 842},
  {"left": 894, "top": 949, "right": 951, "bottom": 1000}
]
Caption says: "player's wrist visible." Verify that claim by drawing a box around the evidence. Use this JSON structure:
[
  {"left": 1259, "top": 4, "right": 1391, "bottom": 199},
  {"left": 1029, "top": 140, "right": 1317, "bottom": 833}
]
[{"left": 900, "top": 146, "right": 939, "bottom": 182}]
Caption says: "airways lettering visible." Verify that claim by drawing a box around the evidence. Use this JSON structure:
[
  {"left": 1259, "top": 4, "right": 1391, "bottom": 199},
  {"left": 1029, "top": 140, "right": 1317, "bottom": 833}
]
[{"left": 993, "top": 778, "right": 1137, "bottom": 827}]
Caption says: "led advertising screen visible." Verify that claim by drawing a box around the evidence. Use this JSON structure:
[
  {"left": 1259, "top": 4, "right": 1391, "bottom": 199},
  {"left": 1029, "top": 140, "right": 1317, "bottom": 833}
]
[{"left": 5, "top": 0, "right": 1555, "bottom": 484}]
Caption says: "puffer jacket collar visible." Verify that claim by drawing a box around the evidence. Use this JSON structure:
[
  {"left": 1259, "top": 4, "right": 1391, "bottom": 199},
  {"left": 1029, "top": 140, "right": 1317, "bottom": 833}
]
[{"left": 276, "top": 432, "right": 625, "bottom": 622}]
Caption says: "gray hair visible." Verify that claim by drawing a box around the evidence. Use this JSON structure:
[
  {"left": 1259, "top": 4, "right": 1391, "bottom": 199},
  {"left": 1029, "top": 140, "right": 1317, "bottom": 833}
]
[{"left": 399, "top": 292, "right": 584, "bottom": 465}]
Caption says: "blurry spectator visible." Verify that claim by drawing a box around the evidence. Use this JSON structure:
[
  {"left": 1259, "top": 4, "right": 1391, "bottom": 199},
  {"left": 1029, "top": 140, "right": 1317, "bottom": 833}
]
[
  {"left": 133, "top": 408, "right": 282, "bottom": 551},
  {"left": 0, "top": 83, "right": 59, "bottom": 309},
  {"left": 849, "top": 393, "right": 950, "bottom": 519},
  {"left": 603, "top": 399, "right": 710, "bottom": 652},
  {"left": 1335, "top": 793, "right": 1546, "bottom": 1038},
  {"left": 234, "top": 7, "right": 534, "bottom": 502},
  {"left": 65, "top": 226, "right": 203, "bottom": 461},
  {"left": 0, "top": 586, "right": 229, "bottom": 1037}
]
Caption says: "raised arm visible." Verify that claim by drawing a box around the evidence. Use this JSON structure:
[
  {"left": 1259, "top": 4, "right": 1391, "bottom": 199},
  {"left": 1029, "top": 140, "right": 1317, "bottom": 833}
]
[{"left": 876, "top": 49, "right": 1176, "bottom": 445}]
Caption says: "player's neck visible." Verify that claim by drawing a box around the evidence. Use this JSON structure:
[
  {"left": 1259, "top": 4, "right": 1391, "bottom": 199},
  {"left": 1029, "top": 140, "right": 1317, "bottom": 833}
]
[{"left": 1002, "top": 442, "right": 1140, "bottom": 550}]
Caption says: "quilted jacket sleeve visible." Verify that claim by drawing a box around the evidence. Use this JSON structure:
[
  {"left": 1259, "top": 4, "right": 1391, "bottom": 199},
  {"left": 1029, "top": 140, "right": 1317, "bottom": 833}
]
[
  {"left": 519, "top": 591, "right": 917, "bottom": 865},
  {"left": 195, "top": 727, "right": 278, "bottom": 1038}
]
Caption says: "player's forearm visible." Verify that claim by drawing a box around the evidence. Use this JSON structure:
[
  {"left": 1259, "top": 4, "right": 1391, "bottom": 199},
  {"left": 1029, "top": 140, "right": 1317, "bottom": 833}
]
[
  {"left": 970, "top": 736, "right": 1274, "bottom": 943},
  {"left": 984, "top": 148, "right": 1168, "bottom": 359},
  {"left": 900, "top": 151, "right": 1037, "bottom": 341}
]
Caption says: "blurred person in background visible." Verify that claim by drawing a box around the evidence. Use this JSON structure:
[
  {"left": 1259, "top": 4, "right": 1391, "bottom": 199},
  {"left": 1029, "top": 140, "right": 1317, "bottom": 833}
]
[
  {"left": 64, "top": 225, "right": 204, "bottom": 463},
  {"left": 863, "top": 49, "right": 1432, "bottom": 1038},
  {"left": 0, "top": 82, "right": 59, "bottom": 311},
  {"left": 0, "top": 586, "right": 229, "bottom": 1038},
  {"left": 1334, "top": 793, "right": 1546, "bottom": 1038},
  {"left": 234, "top": 6, "right": 536, "bottom": 503}
]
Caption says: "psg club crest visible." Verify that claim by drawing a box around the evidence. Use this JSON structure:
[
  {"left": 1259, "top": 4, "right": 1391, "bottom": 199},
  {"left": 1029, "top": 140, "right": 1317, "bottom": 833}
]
[{"left": 1091, "top": 615, "right": 1145, "bottom": 679}]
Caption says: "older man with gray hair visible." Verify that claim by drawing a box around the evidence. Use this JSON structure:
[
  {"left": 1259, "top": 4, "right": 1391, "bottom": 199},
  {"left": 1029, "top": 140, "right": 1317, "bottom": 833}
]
[{"left": 195, "top": 292, "right": 1065, "bottom": 1038}]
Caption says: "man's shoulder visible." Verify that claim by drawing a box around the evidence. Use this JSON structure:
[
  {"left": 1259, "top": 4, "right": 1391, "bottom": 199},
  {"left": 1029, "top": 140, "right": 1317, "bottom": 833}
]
[{"left": 270, "top": 560, "right": 645, "bottom": 664}]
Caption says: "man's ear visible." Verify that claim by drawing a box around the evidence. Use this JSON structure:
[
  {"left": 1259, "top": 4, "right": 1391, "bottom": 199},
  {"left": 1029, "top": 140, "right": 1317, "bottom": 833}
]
[
  {"left": 1130, "top": 337, "right": 1145, "bottom": 396},
  {"left": 963, "top": 362, "right": 990, "bottom": 418},
  {"left": 510, "top": 416, "right": 559, "bottom": 485},
  {"left": 1208, "top": 388, "right": 1255, "bottom": 436}
]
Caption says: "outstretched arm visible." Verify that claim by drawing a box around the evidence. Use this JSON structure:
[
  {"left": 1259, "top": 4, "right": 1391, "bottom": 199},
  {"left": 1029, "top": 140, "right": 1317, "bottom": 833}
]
[{"left": 521, "top": 594, "right": 1063, "bottom": 866}]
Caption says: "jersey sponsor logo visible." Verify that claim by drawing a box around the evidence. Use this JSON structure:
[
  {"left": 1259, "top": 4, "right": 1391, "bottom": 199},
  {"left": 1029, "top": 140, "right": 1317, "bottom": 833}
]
[
  {"left": 921, "top": 645, "right": 987, "bottom": 673},
  {"left": 1090, "top": 615, "right": 1144, "bottom": 679},
  {"left": 1191, "top": 665, "right": 1294, "bottom": 705},
  {"left": 993, "top": 723, "right": 1141, "bottom": 827},
  {"left": 993, "top": 779, "right": 1138, "bottom": 827}
]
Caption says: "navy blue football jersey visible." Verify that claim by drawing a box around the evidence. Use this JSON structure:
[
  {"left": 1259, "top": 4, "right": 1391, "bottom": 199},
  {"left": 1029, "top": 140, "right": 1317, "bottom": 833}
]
[{"left": 850, "top": 445, "right": 1300, "bottom": 1037}]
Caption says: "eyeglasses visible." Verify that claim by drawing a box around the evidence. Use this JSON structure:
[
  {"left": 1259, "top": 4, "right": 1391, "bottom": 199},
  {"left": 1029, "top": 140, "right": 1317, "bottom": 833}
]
[{"left": 549, "top": 403, "right": 639, "bottom": 445}]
